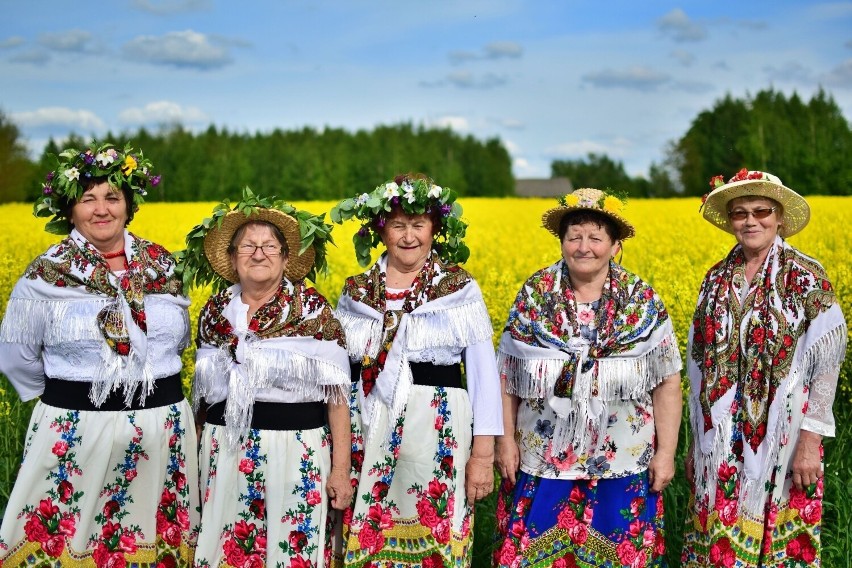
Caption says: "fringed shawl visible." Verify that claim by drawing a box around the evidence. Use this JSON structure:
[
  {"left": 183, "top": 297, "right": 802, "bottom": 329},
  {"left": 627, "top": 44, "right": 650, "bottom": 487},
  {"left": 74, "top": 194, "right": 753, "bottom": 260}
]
[
  {"left": 688, "top": 236, "right": 847, "bottom": 513},
  {"left": 0, "top": 229, "right": 187, "bottom": 407},
  {"left": 335, "top": 252, "right": 494, "bottom": 439},
  {"left": 193, "top": 278, "right": 350, "bottom": 447},
  {"left": 497, "top": 259, "right": 681, "bottom": 456}
]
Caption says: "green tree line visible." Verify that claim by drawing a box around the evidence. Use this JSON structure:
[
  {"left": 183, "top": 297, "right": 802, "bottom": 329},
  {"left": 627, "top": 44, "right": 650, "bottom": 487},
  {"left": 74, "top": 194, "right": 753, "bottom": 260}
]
[
  {"left": 0, "top": 122, "right": 514, "bottom": 203},
  {"left": 1, "top": 87, "right": 850, "bottom": 203},
  {"left": 552, "top": 88, "right": 851, "bottom": 197}
]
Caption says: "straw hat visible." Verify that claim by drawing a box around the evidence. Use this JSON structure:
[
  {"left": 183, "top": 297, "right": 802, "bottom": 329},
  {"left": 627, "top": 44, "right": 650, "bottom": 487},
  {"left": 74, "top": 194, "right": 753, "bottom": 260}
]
[
  {"left": 701, "top": 170, "right": 810, "bottom": 237},
  {"left": 203, "top": 208, "right": 316, "bottom": 284},
  {"left": 541, "top": 187, "right": 635, "bottom": 240}
]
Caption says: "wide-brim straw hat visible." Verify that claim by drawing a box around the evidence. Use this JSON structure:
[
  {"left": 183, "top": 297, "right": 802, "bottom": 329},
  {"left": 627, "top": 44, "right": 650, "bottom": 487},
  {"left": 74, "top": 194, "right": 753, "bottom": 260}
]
[
  {"left": 541, "top": 187, "right": 636, "bottom": 240},
  {"left": 203, "top": 208, "right": 315, "bottom": 284},
  {"left": 702, "top": 171, "right": 810, "bottom": 237}
]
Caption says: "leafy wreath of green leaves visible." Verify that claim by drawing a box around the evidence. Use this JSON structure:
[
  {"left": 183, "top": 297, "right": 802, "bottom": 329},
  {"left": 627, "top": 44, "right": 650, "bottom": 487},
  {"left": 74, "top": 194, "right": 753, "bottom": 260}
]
[
  {"left": 35, "top": 141, "right": 160, "bottom": 235},
  {"left": 174, "top": 187, "right": 334, "bottom": 293},
  {"left": 329, "top": 175, "right": 470, "bottom": 267}
]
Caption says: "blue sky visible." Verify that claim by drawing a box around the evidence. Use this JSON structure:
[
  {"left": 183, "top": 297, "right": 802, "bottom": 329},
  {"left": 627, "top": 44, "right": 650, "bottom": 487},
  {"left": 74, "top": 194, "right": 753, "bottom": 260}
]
[{"left": 2, "top": 1, "right": 850, "bottom": 180}]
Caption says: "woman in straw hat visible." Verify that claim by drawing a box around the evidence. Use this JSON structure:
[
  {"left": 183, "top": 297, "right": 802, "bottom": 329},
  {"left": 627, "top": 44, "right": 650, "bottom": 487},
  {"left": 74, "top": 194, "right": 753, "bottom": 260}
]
[
  {"left": 682, "top": 170, "right": 847, "bottom": 567},
  {"left": 178, "top": 189, "right": 352, "bottom": 568},
  {"left": 493, "top": 188, "right": 683, "bottom": 567},
  {"left": 329, "top": 173, "right": 502, "bottom": 567},
  {"left": 0, "top": 142, "right": 199, "bottom": 566}
]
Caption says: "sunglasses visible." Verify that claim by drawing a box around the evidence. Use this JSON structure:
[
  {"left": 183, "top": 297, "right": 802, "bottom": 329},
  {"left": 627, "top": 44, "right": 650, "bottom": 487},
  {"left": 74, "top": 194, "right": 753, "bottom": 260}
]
[{"left": 727, "top": 207, "right": 776, "bottom": 221}]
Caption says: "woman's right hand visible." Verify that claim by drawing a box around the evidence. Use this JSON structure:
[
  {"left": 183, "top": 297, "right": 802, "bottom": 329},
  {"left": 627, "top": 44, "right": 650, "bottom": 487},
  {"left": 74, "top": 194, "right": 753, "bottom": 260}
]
[{"left": 495, "top": 435, "right": 520, "bottom": 484}]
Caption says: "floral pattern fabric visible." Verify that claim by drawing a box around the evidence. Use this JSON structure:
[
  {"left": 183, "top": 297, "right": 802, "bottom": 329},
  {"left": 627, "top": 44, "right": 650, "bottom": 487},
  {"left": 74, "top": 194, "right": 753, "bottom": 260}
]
[
  {"left": 495, "top": 471, "right": 665, "bottom": 568},
  {"left": 0, "top": 400, "right": 200, "bottom": 567},
  {"left": 195, "top": 423, "right": 338, "bottom": 568},
  {"left": 683, "top": 237, "right": 847, "bottom": 568}
]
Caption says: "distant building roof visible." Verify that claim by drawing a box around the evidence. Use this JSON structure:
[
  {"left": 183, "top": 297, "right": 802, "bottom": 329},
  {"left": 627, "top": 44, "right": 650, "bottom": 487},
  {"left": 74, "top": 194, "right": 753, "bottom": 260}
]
[{"left": 515, "top": 177, "right": 574, "bottom": 197}]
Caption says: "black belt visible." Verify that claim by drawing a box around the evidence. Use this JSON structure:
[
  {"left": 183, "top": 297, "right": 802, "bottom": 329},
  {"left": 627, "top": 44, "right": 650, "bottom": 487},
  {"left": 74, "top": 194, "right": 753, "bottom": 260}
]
[
  {"left": 41, "top": 374, "right": 184, "bottom": 411},
  {"left": 350, "top": 362, "right": 463, "bottom": 389},
  {"left": 206, "top": 400, "right": 327, "bottom": 431}
]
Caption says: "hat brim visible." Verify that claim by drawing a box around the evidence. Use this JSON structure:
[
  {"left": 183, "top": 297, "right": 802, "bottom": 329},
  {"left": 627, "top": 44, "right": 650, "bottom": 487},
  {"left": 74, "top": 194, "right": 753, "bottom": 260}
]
[
  {"left": 541, "top": 206, "right": 635, "bottom": 240},
  {"left": 203, "top": 209, "right": 315, "bottom": 284},
  {"left": 702, "top": 179, "right": 810, "bottom": 237}
]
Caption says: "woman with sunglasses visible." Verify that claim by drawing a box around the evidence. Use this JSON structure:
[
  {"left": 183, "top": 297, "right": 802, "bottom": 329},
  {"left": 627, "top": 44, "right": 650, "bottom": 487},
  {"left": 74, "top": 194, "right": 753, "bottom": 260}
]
[{"left": 682, "top": 170, "right": 847, "bottom": 566}]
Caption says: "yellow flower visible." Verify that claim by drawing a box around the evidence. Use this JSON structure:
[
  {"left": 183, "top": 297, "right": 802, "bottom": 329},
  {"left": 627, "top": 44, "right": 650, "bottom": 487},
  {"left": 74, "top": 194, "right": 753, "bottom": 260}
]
[
  {"left": 563, "top": 194, "right": 580, "bottom": 206},
  {"left": 603, "top": 196, "right": 623, "bottom": 213},
  {"left": 120, "top": 155, "right": 138, "bottom": 175}
]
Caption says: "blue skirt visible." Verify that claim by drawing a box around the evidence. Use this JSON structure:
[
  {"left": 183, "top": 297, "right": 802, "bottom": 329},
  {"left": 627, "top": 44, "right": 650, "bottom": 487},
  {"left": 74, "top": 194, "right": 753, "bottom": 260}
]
[{"left": 494, "top": 471, "right": 666, "bottom": 568}]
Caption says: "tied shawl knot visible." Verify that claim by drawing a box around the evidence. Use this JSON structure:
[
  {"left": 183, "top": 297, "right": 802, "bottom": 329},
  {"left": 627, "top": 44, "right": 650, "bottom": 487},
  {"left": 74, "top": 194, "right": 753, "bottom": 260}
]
[
  {"left": 193, "top": 278, "right": 349, "bottom": 447},
  {"left": 690, "top": 236, "right": 847, "bottom": 502},
  {"left": 0, "top": 229, "right": 185, "bottom": 406},
  {"left": 335, "top": 252, "right": 494, "bottom": 441},
  {"left": 498, "top": 259, "right": 681, "bottom": 456}
]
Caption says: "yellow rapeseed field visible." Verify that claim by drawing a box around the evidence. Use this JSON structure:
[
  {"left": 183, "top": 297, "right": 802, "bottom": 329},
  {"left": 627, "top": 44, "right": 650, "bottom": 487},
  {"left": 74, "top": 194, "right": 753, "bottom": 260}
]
[{"left": 0, "top": 197, "right": 850, "bottom": 399}]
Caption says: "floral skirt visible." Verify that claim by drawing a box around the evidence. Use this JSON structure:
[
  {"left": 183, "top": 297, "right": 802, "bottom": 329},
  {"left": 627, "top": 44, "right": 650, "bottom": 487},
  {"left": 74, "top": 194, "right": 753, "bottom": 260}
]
[
  {"left": 0, "top": 399, "right": 200, "bottom": 567},
  {"left": 494, "top": 471, "right": 666, "bottom": 568},
  {"left": 342, "top": 384, "right": 474, "bottom": 568},
  {"left": 681, "top": 478, "right": 823, "bottom": 568},
  {"left": 196, "top": 421, "right": 339, "bottom": 568}
]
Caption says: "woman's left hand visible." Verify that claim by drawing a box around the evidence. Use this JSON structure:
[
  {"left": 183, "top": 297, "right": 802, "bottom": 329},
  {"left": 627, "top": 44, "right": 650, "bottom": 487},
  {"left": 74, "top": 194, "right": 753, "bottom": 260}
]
[
  {"left": 326, "top": 467, "right": 354, "bottom": 511},
  {"left": 465, "top": 456, "right": 495, "bottom": 503},
  {"left": 648, "top": 452, "right": 675, "bottom": 493},
  {"left": 792, "top": 430, "right": 823, "bottom": 490}
]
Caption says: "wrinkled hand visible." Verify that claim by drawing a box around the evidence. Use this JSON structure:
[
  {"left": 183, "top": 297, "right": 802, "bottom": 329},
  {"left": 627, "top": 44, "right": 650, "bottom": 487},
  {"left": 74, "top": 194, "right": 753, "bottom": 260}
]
[
  {"left": 327, "top": 467, "right": 354, "bottom": 511},
  {"left": 648, "top": 451, "right": 675, "bottom": 493},
  {"left": 792, "top": 431, "right": 823, "bottom": 490},
  {"left": 495, "top": 436, "right": 520, "bottom": 485},
  {"left": 465, "top": 456, "right": 494, "bottom": 503}
]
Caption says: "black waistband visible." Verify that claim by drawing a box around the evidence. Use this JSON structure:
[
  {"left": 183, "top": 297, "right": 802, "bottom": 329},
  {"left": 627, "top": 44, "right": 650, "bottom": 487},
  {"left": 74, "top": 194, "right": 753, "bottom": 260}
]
[
  {"left": 206, "top": 400, "right": 327, "bottom": 431},
  {"left": 350, "top": 362, "right": 463, "bottom": 389},
  {"left": 41, "top": 374, "right": 184, "bottom": 411}
]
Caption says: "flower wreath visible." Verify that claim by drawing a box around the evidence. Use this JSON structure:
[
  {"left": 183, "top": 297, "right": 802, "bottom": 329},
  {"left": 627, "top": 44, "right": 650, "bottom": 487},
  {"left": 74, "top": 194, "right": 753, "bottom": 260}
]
[
  {"left": 35, "top": 142, "right": 160, "bottom": 235},
  {"left": 329, "top": 174, "right": 470, "bottom": 267},
  {"left": 174, "top": 187, "right": 335, "bottom": 292}
]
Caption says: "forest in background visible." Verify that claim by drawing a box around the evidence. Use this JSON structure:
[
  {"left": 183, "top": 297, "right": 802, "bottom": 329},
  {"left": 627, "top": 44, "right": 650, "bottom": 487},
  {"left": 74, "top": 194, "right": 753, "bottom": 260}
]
[{"left": 1, "top": 87, "right": 850, "bottom": 203}]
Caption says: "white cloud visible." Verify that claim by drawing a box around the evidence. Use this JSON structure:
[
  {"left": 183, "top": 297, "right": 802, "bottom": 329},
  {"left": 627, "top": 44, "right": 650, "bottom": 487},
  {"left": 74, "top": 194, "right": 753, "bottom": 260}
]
[
  {"left": 428, "top": 115, "right": 470, "bottom": 132},
  {"left": 12, "top": 107, "right": 106, "bottom": 130},
  {"left": 484, "top": 41, "right": 523, "bottom": 59},
  {"left": 657, "top": 8, "right": 707, "bottom": 42},
  {"left": 546, "top": 140, "right": 613, "bottom": 158},
  {"left": 764, "top": 61, "right": 815, "bottom": 84},
  {"left": 0, "top": 36, "right": 25, "bottom": 49},
  {"left": 123, "top": 30, "right": 231, "bottom": 69},
  {"left": 39, "top": 29, "right": 92, "bottom": 52},
  {"left": 9, "top": 50, "right": 49, "bottom": 64},
  {"left": 446, "top": 71, "right": 507, "bottom": 89},
  {"left": 118, "top": 101, "right": 208, "bottom": 125},
  {"left": 582, "top": 66, "right": 670, "bottom": 91},
  {"left": 670, "top": 49, "right": 695, "bottom": 67},
  {"left": 821, "top": 58, "right": 852, "bottom": 87}
]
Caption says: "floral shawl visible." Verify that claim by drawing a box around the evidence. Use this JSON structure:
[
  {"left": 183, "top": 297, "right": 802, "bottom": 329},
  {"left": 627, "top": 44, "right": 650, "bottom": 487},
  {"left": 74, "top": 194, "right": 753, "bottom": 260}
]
[
  {"left": 0, "top": 229, "right": 185, "bottom": 406},
  {"left": 498, "top": 259, "right": 681, "bottom": 456},
  {"left": 689, "top": 236, "right": 847, "bottom": 504},
  {"left": 335, "top": 252, "right": 494, "bottom": 438},
  {"left": 193, "top": 278, "right": 349, "bottom": 446}
]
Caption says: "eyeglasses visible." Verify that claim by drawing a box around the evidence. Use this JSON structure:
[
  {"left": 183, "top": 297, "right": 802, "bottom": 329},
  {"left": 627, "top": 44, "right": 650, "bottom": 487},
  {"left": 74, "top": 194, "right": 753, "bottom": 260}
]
[
  {"left": 236, "top": 244, "right": 282, "bottom": 256},
  {"left": 727, "top": 207, "right": 776, "bottom": 221}
]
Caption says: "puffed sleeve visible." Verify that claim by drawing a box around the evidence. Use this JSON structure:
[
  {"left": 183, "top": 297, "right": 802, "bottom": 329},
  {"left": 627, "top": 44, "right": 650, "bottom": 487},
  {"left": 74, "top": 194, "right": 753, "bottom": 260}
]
[
  {"left": 0, "top": 342, "right": 45, "bottom": 401},
  {"left": 464, "top": 339, "right": 503, "bottom": 436}
]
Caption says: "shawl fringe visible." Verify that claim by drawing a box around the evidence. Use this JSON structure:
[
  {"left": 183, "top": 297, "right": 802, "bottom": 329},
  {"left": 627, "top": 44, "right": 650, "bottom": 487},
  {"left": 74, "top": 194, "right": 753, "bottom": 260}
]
[
  {"left": 405, "top": 300, "right": 494, "bottom": 351},
  {"left": 335, "top": 311, "right": 383, "bottom": 359},
  {"left": 194, "top": 344, "right": 348, "bottom": 448}
]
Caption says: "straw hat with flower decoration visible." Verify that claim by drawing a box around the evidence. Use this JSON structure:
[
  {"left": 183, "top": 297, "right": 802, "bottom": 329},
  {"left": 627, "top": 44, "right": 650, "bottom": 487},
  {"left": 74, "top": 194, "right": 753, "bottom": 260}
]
[
  {"left": 175, "top": 188, "right": 334, "bottom": 293},
  {"left": 541, "top": 187, "right": 635, "bottom": 240},
  {"left": 700, "top": 169, "right": 810, "bottom": 237}
]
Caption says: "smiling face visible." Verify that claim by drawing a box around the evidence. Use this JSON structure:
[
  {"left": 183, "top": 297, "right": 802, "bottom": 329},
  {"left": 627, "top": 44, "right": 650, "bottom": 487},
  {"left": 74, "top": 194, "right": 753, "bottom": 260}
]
[
  {"left": 380, "top": 210, "right": 435, "bottom": 273},
  {"left": 727, "top": 196, "right": 783, "bottom": 258},
  {"left": 70, "top": 181, "right": 128, "bottom": 253},
  {"left": 561, "top": 221, "right": 620, "bottom": 283},
  {"left": 229, "top": 223, "right": 288, "bottom": 289}
]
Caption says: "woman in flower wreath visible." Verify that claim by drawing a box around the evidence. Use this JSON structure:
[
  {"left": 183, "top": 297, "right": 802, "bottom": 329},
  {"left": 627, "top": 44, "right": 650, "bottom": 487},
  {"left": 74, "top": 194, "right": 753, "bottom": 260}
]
[
  {"left": 180, "top": 189, "right": 352, "bottom": 568},
  {"left": 0, "top": 142, "right": 200, "bottom": 566},
  {"left": 329, "top": 173, "right": 502, "bottom": 567},
  {"left": 493, "top": 188, "right": 683, "bottom": 568},
  {"left": 681, "top": 170, "right": 847, "bottom": 567}
]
